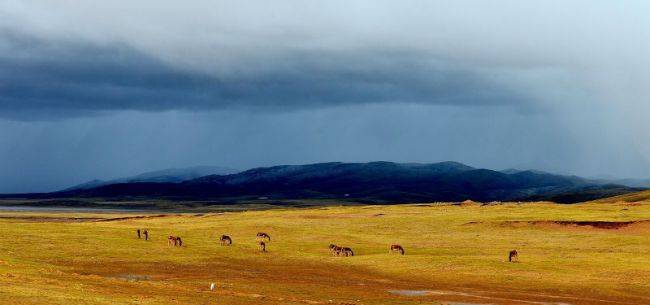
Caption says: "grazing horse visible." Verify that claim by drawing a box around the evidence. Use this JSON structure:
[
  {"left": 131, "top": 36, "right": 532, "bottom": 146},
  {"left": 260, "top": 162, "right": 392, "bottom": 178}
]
[
  {"left": 329, "top": 244, "right": 343, "bottom": 256},
  {"left": 389, "top": 244, "right": 405, "bottom": 255},
  {"left": 256, "top": 232, "right": 271, "bottom": 241},
  {"left": 258, "top": 241, "right": 267, "bottom": 252},
  {"left": 220, "top": 235, "right": 232, "bottom": 246},
  {"left": 509, "top": 250, "right": 518, "bottom": 262},
  {"left": 329, "top": 244, "right": 338, "bottom": 254},
  {"left": 341, "top": 247, "right": 354, "bottom": 257},
  {"left": 168, "top": 236, "right": 177, "bottom": 246},
  {"left": 136, "top": 229, "right": 141, "bottom": 239},
  {"left": 168, "top": 236, "right": 182, "bottom": 247}
]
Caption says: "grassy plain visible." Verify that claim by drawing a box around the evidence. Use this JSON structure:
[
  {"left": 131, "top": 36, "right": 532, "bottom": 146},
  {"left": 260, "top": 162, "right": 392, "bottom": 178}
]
[{"left": 1, "top": 194, "right": 649, "bottom": 304}]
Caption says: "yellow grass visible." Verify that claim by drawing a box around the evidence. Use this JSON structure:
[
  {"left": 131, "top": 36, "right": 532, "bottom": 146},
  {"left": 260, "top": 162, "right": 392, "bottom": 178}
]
[{"left": 1, "top": 201, "right": 649, "bottom": 305}]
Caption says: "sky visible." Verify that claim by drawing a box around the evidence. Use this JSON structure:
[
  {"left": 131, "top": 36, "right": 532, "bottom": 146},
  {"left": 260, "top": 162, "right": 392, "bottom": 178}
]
[{"left": 1, "top": 0, "right": 649, "bottom": 192}]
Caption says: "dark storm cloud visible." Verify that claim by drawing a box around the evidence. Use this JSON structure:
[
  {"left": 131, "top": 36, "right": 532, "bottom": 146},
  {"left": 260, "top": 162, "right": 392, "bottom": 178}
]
[
  {"left": 0, "top": 30, "right": 213, "bottom": 118},
  {"left": 0, "top": 30, "right": 526, "bottom": 120}
]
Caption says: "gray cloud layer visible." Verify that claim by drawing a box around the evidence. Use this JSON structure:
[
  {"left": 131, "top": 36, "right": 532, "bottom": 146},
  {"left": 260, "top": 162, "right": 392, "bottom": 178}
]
[
  {"left": 0, "top": 29, "right": 531, "bottom": 120},
  {"left": 2, "top": 0, "right": 648, "bottom": 119}
]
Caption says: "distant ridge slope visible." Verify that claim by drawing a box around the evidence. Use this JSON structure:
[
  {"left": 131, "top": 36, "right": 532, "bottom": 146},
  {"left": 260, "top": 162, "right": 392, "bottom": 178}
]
[
  {"left": 591, "top": 189, "right": 650, "bottom": 204},
  {"left": 48, "top": 161, "right": 643, "bottom": 203},
  {"left": 63, "top": 166, "right": 239, "bottom": 191}
]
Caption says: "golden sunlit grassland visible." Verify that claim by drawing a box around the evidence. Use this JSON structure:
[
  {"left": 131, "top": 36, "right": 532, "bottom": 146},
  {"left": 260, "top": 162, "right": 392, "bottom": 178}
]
[{"left": 1, "top": 194, "right": 650, "bottom": 305}]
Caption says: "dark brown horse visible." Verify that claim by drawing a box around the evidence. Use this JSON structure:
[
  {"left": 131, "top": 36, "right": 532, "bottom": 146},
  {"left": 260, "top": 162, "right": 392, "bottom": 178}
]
[
  {"left": 220, "top": 235, "right": 232, "bottom": 246},
  {"left": 389, "top": 244, "right": 405, "bottom": 255},
  {"left": 256, "top": 232, "right": 271, "bottom": 241},
  {"left": 258, "top": 241, "right": 267, "bottom": 252},
  {"left": 341, "top": 247, "right": 354, "bottom": 257},
  {"left": 329, "top": 244, "right": 353, "bottom": 257},
  {"left": 509, "top": 249, "right": 518, "bottom": 262}
]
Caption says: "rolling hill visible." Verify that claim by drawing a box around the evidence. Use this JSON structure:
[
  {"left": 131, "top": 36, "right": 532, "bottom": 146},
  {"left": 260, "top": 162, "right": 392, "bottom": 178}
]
[{"left": 45, "top": 161, "right": 643, "bottom": 203}]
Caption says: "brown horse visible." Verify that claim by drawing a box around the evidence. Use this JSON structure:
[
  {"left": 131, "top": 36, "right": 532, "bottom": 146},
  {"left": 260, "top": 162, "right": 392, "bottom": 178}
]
[
  {"left": 389, "top": 244, "right": 405, "bottom": 255},
  {"left": 329, "top": 244, "right": 338, "bottom": 253},
  {"left": 143, "top": 230, "right": 148, "bottom": 241},
  {"left": 341, "top": 247, "right": 354, "bottom": 257},
  {"left": 509, "top": 249, "right": 518, "bottom": 262},
  {"left": 256, "top": 232, "right": 271, "bottom": 241},
  {"left": 168, "top": 236, "right": 182, "bottom": 247},
  {"left": 329, "top": 244, "right": 343, "bottom": 256},
  {"left": 168, "top": 236, "right": 177, "bottom": 246},
  {"left": 220, "top": 235, "right": 232, "bottom": 246},
  {"left": 258, "top": 241, "right": 266, "bottom": 252}
]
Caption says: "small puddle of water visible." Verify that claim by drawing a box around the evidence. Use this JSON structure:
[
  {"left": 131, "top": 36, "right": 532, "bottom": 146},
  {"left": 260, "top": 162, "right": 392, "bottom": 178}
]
[
  {"left": 110, "top": 274, "right": 150, "bottom": 282},
  {"left": 387, "top": 290, "right": 571, "bottom": 305},
  {"left": 389, "top": 291, "right": 492, "bottom": 304},
  {"left": 389, "top": 289, "right": 476, "bottom": 297},
  {"left": 388, "top": 290, "right": 430, "bottom": 296}
]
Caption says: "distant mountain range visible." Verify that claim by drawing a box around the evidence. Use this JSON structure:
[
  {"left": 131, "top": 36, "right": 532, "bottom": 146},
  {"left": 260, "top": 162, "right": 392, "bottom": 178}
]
[
  {"left": 62, "top": 166, "right": 240, "bottom": 191},
  {"left": 601, "top": 178, "right": 650, "bottom": 188},
  {"left": 29, "top": 161, "right": 642, "bottom": 204}
]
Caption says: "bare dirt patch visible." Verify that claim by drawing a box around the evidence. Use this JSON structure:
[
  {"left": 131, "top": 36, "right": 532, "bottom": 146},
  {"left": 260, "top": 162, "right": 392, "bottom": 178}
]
[
  {"left": 508, "top": 220, "right": 650, "bottom": 229},
  {"left": 92, "top": 214, "right": 174, "bottom": 222},
  {"left": 467, "top": 220, "right": 650, "bottom": 231},
  {"left": 459, "top": 200, "right": 481, "bottom": 206}
]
